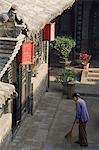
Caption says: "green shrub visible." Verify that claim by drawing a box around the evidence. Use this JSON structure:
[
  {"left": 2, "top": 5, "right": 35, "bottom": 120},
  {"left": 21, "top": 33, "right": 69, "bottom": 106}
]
[
  {"left": 56, "top": 68, "right": 76, "bottom": 84},
  {"left": 50, "top": 36, "right": 76, "bottom": 60}
]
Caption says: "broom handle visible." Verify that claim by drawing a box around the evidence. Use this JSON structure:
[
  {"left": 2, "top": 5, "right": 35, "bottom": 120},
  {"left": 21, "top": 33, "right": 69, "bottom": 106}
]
[{"left": 71, "top": 119, "right": 76, "bottom": 131}]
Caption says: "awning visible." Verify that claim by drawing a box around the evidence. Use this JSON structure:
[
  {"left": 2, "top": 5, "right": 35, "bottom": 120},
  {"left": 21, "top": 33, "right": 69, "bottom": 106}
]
[{"left": 0, "top": 0, "right": 75, "bottom": 32}]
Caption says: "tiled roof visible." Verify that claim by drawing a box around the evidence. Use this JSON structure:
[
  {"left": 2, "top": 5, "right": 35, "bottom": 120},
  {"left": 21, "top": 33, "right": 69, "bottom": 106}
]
[
  {"left": 0, "top": 0, "right": 75, "bottom": 32},
  {"left": 0, "top": 34, "right": 24, "bottom": 108},
  {"left": 0, "top": 34, "right": 25, "bottom": 79},
  {"left": 0, "top": 0, "right": 75, "bottom": 105}
]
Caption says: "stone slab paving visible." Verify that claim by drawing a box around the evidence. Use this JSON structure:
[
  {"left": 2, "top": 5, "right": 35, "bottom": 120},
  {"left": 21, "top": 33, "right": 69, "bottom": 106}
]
[{"left": 6, "top": 82, "right": 99, "bottom": 150}]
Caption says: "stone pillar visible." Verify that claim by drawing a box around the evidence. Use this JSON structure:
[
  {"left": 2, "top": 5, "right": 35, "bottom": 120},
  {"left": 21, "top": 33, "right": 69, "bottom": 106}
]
[{"left": 8, "top": 99, "right": 13, "bottom": 113}]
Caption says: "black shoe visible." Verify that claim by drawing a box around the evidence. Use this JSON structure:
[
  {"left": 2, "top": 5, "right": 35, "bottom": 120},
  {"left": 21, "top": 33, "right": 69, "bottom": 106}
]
[
  {"left": 80, "top": 144, "right": 88, "bottom": 147},
  {"left": 75, "top": 141, "right": 80, "bottom": 144}
]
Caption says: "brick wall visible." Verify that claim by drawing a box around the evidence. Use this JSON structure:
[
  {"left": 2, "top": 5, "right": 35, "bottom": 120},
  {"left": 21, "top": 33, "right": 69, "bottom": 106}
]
[{"left": 31, "top": 63, "right": 48, "bottom": 112}]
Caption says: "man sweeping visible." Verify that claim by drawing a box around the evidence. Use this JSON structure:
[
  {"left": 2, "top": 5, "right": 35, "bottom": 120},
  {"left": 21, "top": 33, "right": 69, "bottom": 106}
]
[{"left": 72, "top": 93, "right": 89, "bottom": 147}]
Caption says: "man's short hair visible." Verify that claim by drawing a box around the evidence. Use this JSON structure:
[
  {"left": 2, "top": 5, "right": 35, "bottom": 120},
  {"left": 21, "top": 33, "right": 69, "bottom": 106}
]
[{"left": 72, "top": 93, "right": 81, "bottom": 98}]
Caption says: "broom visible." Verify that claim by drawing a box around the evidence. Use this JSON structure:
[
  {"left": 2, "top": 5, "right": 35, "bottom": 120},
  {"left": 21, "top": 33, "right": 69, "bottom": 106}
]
[{"left": 64, "top": 120, "right": 75, "bottom": 142}]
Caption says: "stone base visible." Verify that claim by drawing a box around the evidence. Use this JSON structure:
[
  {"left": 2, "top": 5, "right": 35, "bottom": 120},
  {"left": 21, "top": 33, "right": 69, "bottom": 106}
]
[
  {"left": 0, "top": 113, "right": 12, "bottom": 149},
  {"left": 82, "top": 63, "right": 90, "bottom": 70}
]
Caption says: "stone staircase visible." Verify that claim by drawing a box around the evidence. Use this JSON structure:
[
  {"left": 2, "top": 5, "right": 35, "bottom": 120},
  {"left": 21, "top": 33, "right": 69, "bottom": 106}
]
[{"left": 87, "top": 68, "right": 99, "bottom": 82}]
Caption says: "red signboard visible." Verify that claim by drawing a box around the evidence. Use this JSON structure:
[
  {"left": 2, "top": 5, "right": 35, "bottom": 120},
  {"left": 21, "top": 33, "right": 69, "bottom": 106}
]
[
  {"left": 43, "top": 24, "right": 50, "bottom": 41},
  {"left": 17, "top": 41, "right": 34, "bottom": 64},
  {"left": 43, "top": 23, "right": 55, "bottom": 41},
  {"left": 22, "top": 41, "right": 33, "bottom": 64}
]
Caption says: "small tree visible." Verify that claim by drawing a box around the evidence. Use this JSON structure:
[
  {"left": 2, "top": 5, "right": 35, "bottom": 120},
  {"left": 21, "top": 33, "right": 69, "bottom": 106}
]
[
  {"left": 56, "top": 68, "right": 76, "bottom": 84},
  {"left": 50, "top": 36, "right": 76, "bottom": 66}
]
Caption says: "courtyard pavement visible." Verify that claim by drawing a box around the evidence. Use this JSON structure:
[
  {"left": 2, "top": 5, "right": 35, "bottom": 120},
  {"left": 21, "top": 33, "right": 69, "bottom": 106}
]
[{"left": 6, "top": 79, "right": 99, "bottom": 150}]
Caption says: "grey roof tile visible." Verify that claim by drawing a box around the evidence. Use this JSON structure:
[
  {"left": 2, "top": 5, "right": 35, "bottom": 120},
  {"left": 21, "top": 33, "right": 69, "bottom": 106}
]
[{"left": 0, "top": 0, "right": 75, "bottom": 32}]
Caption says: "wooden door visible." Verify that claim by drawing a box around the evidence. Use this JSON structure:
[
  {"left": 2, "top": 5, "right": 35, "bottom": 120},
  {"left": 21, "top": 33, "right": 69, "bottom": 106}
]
[{"left": 89, "top": 3, "right": 99, "bottom": 60}]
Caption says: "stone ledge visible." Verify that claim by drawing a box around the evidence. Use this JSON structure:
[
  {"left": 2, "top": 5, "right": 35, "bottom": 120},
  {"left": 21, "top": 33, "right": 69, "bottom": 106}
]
[
  {"left": 31, "top": 63, "right": 48, "bottom": 93},
  {"left": 31, "top": 63, "right": 48, "bottom": 112},
  {"left": 0, "top": 113, "right": 12, "bottom": 147}
]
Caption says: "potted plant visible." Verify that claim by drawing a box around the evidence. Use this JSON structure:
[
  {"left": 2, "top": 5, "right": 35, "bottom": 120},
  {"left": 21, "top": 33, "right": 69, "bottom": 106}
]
[
  {"left": 50, "top": 36, "right": 76, "bottom": 67},
  {"left": 56, "top": 68, "right": 76, "bottom": 98},
  {"left": 79, "top": 53, "right": 91, "bottom": 69}
]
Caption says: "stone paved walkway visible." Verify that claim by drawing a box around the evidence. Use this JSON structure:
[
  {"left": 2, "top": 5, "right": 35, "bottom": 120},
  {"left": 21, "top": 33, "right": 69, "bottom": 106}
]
[{"left": 6, "top": 81, "right": 99, "bottom": 150}]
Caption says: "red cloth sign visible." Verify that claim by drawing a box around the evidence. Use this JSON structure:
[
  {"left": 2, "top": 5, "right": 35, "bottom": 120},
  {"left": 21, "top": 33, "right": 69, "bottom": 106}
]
[
  {"left": 17, "top": 41, "right": 34, "bottom": 64},
  {"left": 43, "top": 23, "right": 55, "bottom": 41}
]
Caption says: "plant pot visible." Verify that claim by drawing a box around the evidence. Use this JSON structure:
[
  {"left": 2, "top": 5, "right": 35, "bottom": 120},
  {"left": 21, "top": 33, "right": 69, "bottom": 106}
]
[
  {"left": 67, "top": 83, "right": 75, "bottom": 99},
  {"left": 62, "top": 83, "right": 68, "bottom": 95},
  {"left": 62, "top": 82, "right": 75, "bottom": 99}
]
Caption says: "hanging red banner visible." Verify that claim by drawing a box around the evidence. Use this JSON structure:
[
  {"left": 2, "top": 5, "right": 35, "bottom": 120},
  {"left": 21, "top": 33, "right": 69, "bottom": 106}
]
[
  {"left": 43, "top": 24, "right": 50, "bottom": 41},
  {"left": 43, "top": 23, "right": 55, "bottom": 41},
  {"left": 17, "top": 40, "right": 34, "bottom": 64},
  {"left": 22, "top": 41, "right": 33, "bottom": 64}
]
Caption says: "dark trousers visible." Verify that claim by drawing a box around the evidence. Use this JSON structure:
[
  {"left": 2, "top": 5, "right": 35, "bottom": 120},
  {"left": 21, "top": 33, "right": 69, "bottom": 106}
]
[{"left": 79, "top": 121, "right": 88, "bottom": 146}]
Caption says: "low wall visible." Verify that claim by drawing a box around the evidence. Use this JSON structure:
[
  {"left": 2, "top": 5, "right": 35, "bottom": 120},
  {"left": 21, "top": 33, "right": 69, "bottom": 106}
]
[
  {"left": 0, "top": 63, "right": 48, "bottom": 147},
  {"left": 31, "top": 63, "right": 48, "bottom": 112},
  {"left": 0, "top": 113, "right": 12, "bottom": 149}
]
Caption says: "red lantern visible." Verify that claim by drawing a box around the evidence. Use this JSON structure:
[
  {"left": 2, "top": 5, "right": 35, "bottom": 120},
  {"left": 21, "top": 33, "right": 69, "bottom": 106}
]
[
  {"left": 17, "top": 40, "right": 34, "bottom": 64},
  {"left": 43, "top": 23, "right": 55, "bottom": 41},
  {"left": 43, "top": 24, "right": 50, "bottom": 41}
]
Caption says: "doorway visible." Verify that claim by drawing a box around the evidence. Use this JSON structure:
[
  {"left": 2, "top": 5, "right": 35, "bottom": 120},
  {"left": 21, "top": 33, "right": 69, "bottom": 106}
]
[{"left": 89, "top": 2, "right": 99, "bottom": 60}]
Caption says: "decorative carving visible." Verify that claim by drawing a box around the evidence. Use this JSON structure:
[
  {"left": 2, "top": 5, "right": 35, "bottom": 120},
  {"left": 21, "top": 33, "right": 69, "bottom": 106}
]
[{"left": 0, "top": 5, "right": 23, "bottom": 37}]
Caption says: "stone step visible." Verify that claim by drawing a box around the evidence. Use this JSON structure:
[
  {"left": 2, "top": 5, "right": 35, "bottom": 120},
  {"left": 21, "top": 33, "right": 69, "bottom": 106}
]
[
  {"left": 86, "top": 68, "right": 99, "bottom": 82},
  {"left": 88, "top": 73, "right": 99, "bottom": 77},
  {"left": 87, "top": 76, "right": 99, "bottom": 81},
  {"left": 89, "top": 70, "right": 99, "bottom": 73},
  {"left": 88, "top": 75, "right": 99, "bottom": 78}
]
